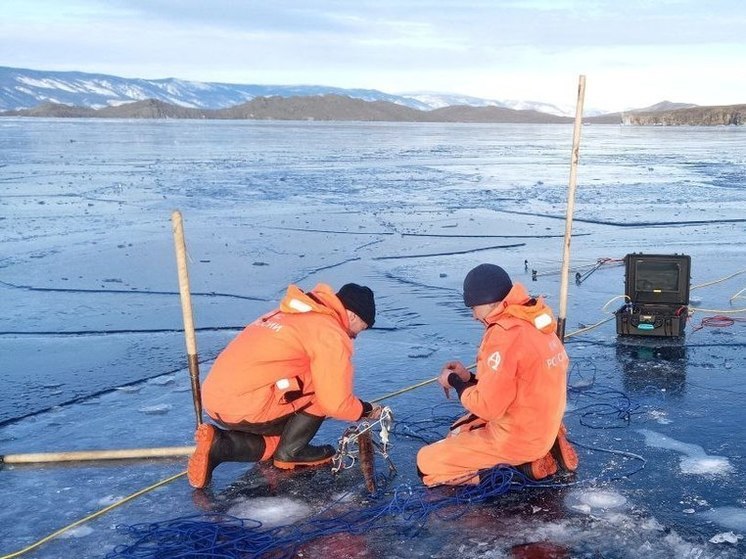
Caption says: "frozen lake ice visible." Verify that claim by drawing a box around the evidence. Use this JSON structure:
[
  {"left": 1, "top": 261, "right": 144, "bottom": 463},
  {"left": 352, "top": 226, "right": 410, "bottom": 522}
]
[{"left": 1, "top": 119, "right": 745, "bottom": 558}]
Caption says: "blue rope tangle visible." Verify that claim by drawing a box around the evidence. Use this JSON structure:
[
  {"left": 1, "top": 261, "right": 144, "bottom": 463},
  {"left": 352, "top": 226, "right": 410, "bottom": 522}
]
[
  {"left": 106, "top": 454, "right": 644, "bottom": 559},
  {"left": 108, "top": 467, "right": 541, "bottom": 559}
]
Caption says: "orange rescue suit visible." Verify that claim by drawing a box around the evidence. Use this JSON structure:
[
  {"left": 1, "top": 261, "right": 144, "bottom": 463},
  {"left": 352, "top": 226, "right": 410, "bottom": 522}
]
[
  {"left": 202, "top": 284, "right": 365, "bottom": 426},
  {"left": 417, "top": 283, "right": 569, "bottom": 486}
]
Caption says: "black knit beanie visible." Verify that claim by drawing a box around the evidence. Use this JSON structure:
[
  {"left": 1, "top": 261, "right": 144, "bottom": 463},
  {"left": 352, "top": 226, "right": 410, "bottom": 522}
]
[
  {"left": 463, "top": 264, "right": 513, "bottom": 307},
  {"left": 336, "top": 283, "right": 376, "bottom": 327}
]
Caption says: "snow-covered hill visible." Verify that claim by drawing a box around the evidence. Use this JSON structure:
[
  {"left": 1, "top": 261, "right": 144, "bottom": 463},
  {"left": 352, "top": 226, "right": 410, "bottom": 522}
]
[
  {"left": 0, "top": 66, "right": 435, "bottom": 111},
  {"left": 399, "top": 91, "right": 595, "bottom": 117}
]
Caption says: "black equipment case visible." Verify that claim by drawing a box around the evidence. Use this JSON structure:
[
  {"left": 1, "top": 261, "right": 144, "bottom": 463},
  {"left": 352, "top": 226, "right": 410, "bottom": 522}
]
[{"left": 615, "top": 253, "right": 691, "bottom": 338}]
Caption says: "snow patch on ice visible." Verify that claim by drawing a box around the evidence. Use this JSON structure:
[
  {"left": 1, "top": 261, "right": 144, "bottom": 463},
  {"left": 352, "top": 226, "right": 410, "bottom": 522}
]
[
  {"left": 638, "top": 429, "right": 733, "bottom": 476},
  {"left": 680, "top": 455, "right": 732, "bottom": 475},
  {"left": 702, "top": 506, "right": 746, "bottom": 532},
  {"left": 138, "top": 403, "right": 173, "bottom": 415},
  {"left": 60, "top": 525, "right": 95, "bottom": 538},
  {"left": 97, "top": 494, "right": 123, "bottom": 506},
  {"left": 649, "top": 410, "right": 672, "bottom": 425},
  {"left": 226, "top": 496, "right": 312, "bottom": 527},
  {"left": 115, "top": 385, "right": 142, "bottom": 393}
]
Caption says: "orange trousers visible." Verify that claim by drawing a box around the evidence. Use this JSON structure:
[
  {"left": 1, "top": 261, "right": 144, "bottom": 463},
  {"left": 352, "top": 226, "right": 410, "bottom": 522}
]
[{"left": 417, "top": 414, "right": 507, "bottom": 486}]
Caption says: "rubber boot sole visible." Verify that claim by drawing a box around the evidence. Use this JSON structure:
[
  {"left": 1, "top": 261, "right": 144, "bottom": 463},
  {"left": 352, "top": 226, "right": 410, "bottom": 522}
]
[
  {"left": 273, "top": 455, "right": 334, "bottom": 470},
  {"left": 551, "top": 423, "right": 579, "bottom": 472},
  {"left": 519, "top": 451, "right": 558, "bottom": 481},
  {"left": 188, "top": 423, "right": 216, "bottom": 489}
]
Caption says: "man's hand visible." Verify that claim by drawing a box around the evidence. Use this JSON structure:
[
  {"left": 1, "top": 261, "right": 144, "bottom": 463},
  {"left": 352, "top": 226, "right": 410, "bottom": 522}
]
[{"left": 438, "top": 361, "right": 470, "bottom": 399}]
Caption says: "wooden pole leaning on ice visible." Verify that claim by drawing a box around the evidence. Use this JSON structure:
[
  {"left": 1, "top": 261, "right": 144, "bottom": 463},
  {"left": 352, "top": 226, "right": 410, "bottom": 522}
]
[
  {"left": 1, "top": 447, "right": 196, "bottom": 465},
  {"left": 171, "top": 209, "right": 204, "bottom": 428},
  {"left": 556, "top": 75, "right": 586, "bottom": 342}
]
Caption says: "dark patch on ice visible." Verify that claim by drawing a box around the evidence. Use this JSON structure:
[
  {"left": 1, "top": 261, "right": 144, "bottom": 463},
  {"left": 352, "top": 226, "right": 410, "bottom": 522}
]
[
  {"left": 497, "top": 209, "right": 746, "bottom": 227},
  {"left": 0, "top": 279, "right": 267, "bottom": 301},
  {"left": 265, "top": 226, "right": 395, "bottom": 236},
  {"left": 0, "top": 326, "right": 244, "bottom": 337},
  {"left": 290, "top": 257, "right": 362, "bottom": 284},
  {"left": 374, "top": 243, "right": 525, "bottom": 260},
  {"left": 407, "top": 347, "right": 437, "bottom": 359},
  {"left": 400, "top": 232, "right": 581, "bottom": 239}
]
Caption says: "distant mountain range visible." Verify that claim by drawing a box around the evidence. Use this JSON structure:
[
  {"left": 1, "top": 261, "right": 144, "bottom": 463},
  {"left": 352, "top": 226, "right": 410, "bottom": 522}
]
[
  {"left": 0, "top": 65, "right": 597, "bottom": 116},
  {"left": 1, "top": 66, "right": 743, "bottom": 125}
]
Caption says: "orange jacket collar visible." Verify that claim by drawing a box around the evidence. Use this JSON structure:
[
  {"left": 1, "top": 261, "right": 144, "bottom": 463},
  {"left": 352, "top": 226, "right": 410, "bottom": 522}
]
[
  {"left": 484, "top": 283, "right": 556, "bottom": 333},
  {"left": 279, "top": 283, "right": 350, "bottom": 330}
]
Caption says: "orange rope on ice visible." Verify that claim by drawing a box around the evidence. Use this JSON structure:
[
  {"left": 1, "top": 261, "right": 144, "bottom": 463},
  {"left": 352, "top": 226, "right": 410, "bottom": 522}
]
[{"left": 690, "top": 314, "right": 746, "bottom": 333}]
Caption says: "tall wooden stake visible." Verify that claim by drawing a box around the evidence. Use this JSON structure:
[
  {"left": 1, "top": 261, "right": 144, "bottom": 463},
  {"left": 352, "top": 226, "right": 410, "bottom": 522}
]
[
  {"left": 557, "top": 75, "right": 586, "bottom": 341},
  {"left": 171, "top": 210, "right": 203, "bottom": 427}
]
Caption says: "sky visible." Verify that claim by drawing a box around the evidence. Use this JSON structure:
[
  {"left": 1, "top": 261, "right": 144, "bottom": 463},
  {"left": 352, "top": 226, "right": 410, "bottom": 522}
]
[{"left": 1, "top": 0, "right": 745, "bottom": 112}]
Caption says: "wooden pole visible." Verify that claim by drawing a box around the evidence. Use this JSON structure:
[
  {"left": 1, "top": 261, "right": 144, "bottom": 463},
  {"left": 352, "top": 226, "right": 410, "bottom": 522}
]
[
  {"left": 171, "top": 210, "right": 204, "bottom": 427},
  {"left": 557, "top": 75, "right": 586, "bottom": 342},
  {"left": 1, "top": 446, "right": 195, "bottom": 465}
]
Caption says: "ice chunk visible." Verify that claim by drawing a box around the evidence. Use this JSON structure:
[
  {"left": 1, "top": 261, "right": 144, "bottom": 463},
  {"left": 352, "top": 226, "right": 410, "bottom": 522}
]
[{"left": 709, "top": 531, "right": 741, "bottom": 544}]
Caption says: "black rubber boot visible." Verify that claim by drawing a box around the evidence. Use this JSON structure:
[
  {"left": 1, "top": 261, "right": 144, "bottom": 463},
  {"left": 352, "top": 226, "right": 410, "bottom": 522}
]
[
  {"left": 272, "top": 412, "right": 336, "bottom": 470},
  {"left": 188, "top": 424, "right": 266, "bottom": 489}
]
